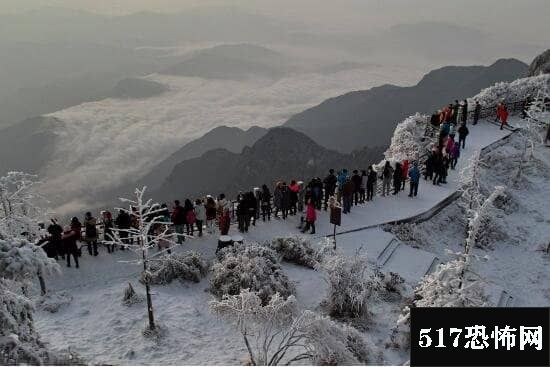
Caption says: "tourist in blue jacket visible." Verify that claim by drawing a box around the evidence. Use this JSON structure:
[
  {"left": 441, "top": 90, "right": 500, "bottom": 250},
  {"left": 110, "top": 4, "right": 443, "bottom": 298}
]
[{"left": 408, "top": 162, "right": 421, "bottom": 197}]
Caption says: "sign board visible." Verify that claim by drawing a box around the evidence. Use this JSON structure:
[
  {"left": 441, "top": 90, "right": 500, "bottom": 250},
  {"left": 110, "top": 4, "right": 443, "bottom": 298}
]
[{"left": 330, "top": 206, "right": 342, "bottom": 226}]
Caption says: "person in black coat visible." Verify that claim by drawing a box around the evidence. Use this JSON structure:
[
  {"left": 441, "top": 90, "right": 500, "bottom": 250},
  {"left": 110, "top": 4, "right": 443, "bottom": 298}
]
[
  {"left": 424, "top": 151, "right": 436, "bottom": 180},
  {"left": 323, "top": 169, "right": 337, "bottom": 210},
  {"left": 392, "top": 162, "right": 402, "bottom": 195},
  {"left": 432, "top": 152, "right": 444, "bottom": 185},
  {"left": 260, "top": 184, "right": 272, "bottom": 221},
  {"left": 47, "top": 219, "right": 64, "bottom": 259},
  {"left": 115, "top": 209, "right": 131, "bottom": 247},
  {"left": 351, "top": 170, "right": 362, "bottom": 205},
  {"left": 366, "top": 166, "right": 377, "bottom": 201},
  {"left": 461, "top": 100, "right": 468, "bottom": 124},
  {"left": 281, "top": 183, "right": 291, "bottom": 220},
  {"left": 473, "top": 101, "right": 481, "bottom": 125},
  {"left": 458, "top": 123, "right": 469, "bottom": 149}
]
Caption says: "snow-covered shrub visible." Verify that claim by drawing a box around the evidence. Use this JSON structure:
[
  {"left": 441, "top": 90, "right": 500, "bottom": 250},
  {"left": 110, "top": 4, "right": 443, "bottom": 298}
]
[
  {"left": 0, "top": 238, "right": 59, "bottom": 283},
  {"left": 382, "top": 113, "right": 431, "bottom": 164},
  {"left": 465, "top": 186, "right": 508, "bottom": 250},
  {"left": 393, "top": 255, "right": 487, "bottom": 349},
  {"left": 145, "top": 251, "right": 208, "bottom": 285},
  {"left": 210, "top": 289, "right": 371, "bottom": 365},
  {"left": 0, "top": 172, "right": 48, "bottom": 241},
  {"left": 210, "top": 243, "right": 294, "bottom": 305},
  {"left": 304, "top": 315, "right": 371, "bottom": 365},
  {"left": 470, "top": 74, "right": 550, "bottom": 110},
  {"left": 122, "top": 283, "right": 144, "bottom": 306},
  {"left": 0, "top": 278, "right": 56, "bottom": 365},
  {"left": 38, "top": 291, "right": 73, "bottom": 313},
  {"left": 270, "top": 236, "right": 320, "bottom": 268},
  {"left": 317, "top": 250, "right": 378, "bottom": 318}
]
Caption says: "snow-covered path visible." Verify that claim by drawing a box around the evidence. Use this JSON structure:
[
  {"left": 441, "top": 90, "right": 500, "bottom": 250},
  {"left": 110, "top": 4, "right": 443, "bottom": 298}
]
[{"left": 35, "top": 119, "right": 514, "bottom": 365}]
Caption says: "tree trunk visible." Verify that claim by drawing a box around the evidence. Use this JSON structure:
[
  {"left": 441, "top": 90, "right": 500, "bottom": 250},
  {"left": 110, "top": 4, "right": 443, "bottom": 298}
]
[
  {"left": 142, "top": 249, "right": 155, "bottom": 331},
  {"left": 38, "top": 271, "right": 46, "bottom": 295}
]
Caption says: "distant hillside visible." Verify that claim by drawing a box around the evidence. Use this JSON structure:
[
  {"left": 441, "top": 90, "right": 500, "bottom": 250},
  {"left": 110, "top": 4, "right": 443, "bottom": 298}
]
[
  {"left": 109, "top": 78, "right": 168, "bottom": 99},
  {"left": 162, "top": 44, "right": 290, "bottom": 80},
  {"left": 528, "top": 49, "right": 550, "bottom": 76},
  {"left": 155, "top": 127, "right": 384, "bottom": 201},
  {"left": 0, "top": 116, "right": 59, "bottom": 176},
  {"left": 284, "top": 58, "right": 528, "bottom": 153},
  {"left": 140, "top": 125, "right": 268, "bottom": 191}
]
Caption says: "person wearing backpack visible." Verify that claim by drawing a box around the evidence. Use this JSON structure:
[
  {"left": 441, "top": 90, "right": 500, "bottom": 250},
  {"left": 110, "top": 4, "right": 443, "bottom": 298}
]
[
  {"left": 260, "top": 184, "right": 272, "bottom": 221},
  {"left": 458, "top": 122, "right": 469, "bottom": 149},
  {"left": 83, "top": 212, "right": 98, "bottom": 256},
  {"left": 171, "top": 200, "right": 186, "bottom": 243}
]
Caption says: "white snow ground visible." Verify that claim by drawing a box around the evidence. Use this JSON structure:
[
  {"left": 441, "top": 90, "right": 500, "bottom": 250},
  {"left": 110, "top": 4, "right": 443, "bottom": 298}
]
[{"left": 34, "top": 117, "right": 549, "bottom": 365}]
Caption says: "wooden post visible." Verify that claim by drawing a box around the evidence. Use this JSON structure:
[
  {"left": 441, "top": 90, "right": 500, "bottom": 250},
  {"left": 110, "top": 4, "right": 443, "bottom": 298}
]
[{"left": 333, "top": 223, "right": 337, "bottom": 249}]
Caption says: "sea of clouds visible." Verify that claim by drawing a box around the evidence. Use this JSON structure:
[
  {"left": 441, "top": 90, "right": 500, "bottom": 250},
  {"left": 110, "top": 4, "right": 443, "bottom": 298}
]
[{"left": 44, "top": 64, "right": 424, "bottom": 213}]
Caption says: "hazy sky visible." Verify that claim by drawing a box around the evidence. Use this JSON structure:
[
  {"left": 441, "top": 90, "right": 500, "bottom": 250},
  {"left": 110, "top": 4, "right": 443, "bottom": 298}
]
[{"left": 1, "top": 0, "right": 549, "bottom": 44}]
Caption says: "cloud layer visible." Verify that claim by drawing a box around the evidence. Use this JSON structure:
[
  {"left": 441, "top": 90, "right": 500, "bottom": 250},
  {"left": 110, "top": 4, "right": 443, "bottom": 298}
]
[{"left": 44, "top": 64, "right": 423, "bottom": 212}]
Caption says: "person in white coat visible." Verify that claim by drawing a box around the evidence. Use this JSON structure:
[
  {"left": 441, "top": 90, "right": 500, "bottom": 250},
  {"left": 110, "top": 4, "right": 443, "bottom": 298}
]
[{"left": 194, "top": 198, "right": 206, "bottom": 237}]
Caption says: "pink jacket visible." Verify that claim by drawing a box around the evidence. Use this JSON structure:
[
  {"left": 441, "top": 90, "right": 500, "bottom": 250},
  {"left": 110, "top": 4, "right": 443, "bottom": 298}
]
[{"left": 305, "top": 203, "right": 316, "bottom": 222}]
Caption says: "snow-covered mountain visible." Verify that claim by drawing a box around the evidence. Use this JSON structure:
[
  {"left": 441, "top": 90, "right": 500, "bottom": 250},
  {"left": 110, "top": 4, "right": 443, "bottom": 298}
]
[
  {"left": 528, "top": 48, "right": 550, "bottom": 76},
  {"left": 284, "top": 58, "right": 528, "bottom": 153},
  {"left": 155, "top": 127, "right": 384, "bottom": 202},
  {"left": 162, "top": 44, "right": 292, "bottom": 80}
]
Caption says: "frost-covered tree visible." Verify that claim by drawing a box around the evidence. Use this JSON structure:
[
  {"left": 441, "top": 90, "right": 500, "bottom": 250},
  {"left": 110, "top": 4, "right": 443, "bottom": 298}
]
[
  {"left": 316, "top": 250, "right": 378, "bottom": 318},
  {"left": 0, "top": 278, "right": 56, "bottom": 364},
  {"left": 210, "top": 289, "right": 370, "bottom": 365},
  {"left": 0, "top": 172, "right": 48, "bottom": 241},
  {"left": 382, "top": 113, "right": 431, "bottom": 164},
  {"left": 518, "top": 82, "right": 550, "bottom": 163},
  {"left": 0, "top": 172, "right": 57, "bottom": 295},
  {"left": 106, "top": 186, "right": 183, "bottom": 333},
  {"left": 0, "top": 238, "right": 59, "bottom": 295}
]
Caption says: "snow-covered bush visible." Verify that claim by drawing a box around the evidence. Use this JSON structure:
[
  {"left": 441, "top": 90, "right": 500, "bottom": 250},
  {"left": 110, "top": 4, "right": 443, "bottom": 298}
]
[
  {"left": 0, "top": 172, "right": 48, "bottom": 241},
  {"left": 304, "top": 314, "right": 371, "bottom": 365},
  {"left": 470, "top": 74, "right": 550, "bottom": 109},
  {"left": 210, "top": 289, "right": 371, "bottom": 365},
  {"left": 382, "top": 113, "right": 431, "bottom": 164},
  {"left": 145, "top": 251, "right": 208, "bottom": 285},
  {"left": 0, "top": 278, "right": 56, "bottom": 365},
  {"left": 270, "top": 236, "right": 320, "bottom": 268},
  {"left": 317, "top": 250, "right": 378, "bottom": 318},
  {"left": 210, "top": 243, "right": 294, "bottom": 304},
  {"left": 122, "top": 283, "right": 144, "bottom": 306},
  {"left": 465, "top": 186, "right": 507, "bottom": 250},
  {"left": 0, "top": 238, "right": 58, "bottom": 284},
  {"left": 38, "top": 291, "right": 73, "bottom": 313},
  {"left": 392, "top": 254, "right": 487, "bottom": 349}
]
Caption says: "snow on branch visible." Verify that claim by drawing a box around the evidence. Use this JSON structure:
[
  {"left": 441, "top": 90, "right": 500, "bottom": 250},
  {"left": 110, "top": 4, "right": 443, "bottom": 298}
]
[
  {"left": 210, "top": 289, "right": 370, "bottom": 365},
  {"left": 0, "top": 172, "right": 49, "bottom": 241},
  {"left": 382, "top": 113, "right": 431, "bottom": 164}
]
